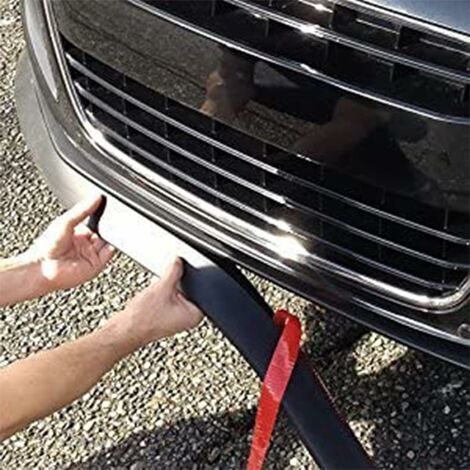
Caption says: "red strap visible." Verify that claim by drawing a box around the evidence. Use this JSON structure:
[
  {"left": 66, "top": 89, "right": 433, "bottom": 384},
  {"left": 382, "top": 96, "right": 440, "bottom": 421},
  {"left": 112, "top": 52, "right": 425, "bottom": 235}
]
[{"left": 247, "top": 310, "right": 302, "bottom": 470}]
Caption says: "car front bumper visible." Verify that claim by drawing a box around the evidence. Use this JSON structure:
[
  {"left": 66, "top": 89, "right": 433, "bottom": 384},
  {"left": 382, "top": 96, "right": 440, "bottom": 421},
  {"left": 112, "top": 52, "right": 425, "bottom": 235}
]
[{"left": 16, "top": 0, "right": 470, "bottom": 368}]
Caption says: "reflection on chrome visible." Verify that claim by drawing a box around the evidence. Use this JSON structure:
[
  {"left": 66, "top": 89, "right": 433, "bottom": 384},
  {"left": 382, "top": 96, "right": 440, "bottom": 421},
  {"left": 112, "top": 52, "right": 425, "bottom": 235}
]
[
  {"left": 299, "top": 1, "right": 331, "bottom": 14},
  {"left": 270, "top": 234, "right": 309, "bottom": 261},
  {"left": 299, "top": 23, "right": 324, "bottom": 38},
  {"left": 274, "top": 219, "right": 292, "bottom": 232}
]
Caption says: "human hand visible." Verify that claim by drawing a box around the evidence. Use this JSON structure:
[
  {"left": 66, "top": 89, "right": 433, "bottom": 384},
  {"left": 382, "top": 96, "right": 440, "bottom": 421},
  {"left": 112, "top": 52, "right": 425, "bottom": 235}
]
[
  {"left": 25, "top": 196, "right": 115, "bottom": 292},
  {"left": 108, "top": 258, "right": 203, "bottom": 349}
]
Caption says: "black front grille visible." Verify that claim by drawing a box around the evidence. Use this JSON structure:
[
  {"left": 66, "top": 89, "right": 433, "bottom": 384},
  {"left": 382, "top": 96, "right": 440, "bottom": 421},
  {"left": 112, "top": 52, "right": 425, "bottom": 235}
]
[
  {"left": 62, "top": 39, "right": 470, "bottom": 308},
  {"left": 136, "top": 0, "right": 470, "bottom": 121}
]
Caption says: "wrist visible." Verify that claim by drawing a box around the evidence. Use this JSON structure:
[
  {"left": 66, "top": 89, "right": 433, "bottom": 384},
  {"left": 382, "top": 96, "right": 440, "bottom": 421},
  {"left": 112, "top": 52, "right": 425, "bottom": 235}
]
[
  {"left": 13, "top": 251, "right": 58, "bottom": 297},
  {"left": 0, "top": 254, "right": 52, "bottom": 306},
  {"left": 98, "top": 315, "right": 147, "bottom": 358}
]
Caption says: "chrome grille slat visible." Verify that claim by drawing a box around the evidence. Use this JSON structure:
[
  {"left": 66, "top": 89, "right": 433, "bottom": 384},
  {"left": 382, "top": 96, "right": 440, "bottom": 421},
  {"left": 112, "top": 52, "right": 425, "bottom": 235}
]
[
  {"left": 76, "top": 83, "right": 286, "bottom": 204},
  {"left": 331, "top": 0, "right": 470, "bottom": 44}
]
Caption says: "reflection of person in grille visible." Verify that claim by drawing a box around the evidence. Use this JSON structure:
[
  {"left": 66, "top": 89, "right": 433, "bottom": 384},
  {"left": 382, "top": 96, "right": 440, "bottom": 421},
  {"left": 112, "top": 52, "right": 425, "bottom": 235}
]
[
  {"left": 201, "top": 48, "right": 389, "bottom": 160},
  {"left": 200, "top": 47, "right": 443, "bottom": 206},
  {"left": 200, "top": 49, "right": 256, "bottom": 123}
]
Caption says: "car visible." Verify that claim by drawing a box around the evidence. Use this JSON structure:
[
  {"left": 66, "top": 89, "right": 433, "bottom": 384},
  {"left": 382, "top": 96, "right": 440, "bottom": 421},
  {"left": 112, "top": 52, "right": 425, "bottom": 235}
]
[{"left": 16, "top": 0, "right": 469, "bottom": 369}]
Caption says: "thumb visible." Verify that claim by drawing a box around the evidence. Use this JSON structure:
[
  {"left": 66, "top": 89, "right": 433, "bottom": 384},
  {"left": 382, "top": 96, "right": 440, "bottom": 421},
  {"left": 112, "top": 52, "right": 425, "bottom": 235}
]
[
  {"left": 162, "top": 257, "right": 184, "bottom": 289},
  {"left": 61, "top": 195, "right": 103, "bottom": 228}
]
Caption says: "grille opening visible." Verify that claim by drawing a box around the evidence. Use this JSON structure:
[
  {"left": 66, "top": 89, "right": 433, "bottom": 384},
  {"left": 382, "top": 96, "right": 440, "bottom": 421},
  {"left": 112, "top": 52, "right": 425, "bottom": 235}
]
[
  {"left": 268, "top": 148, "right": 324, "bottom": 185},
  {"left": 265, "top": 172, "right": 321, "bottom": 211},
  {"left": 274, "top": 0, "right": 333, "bottom": 28},
  {"left": 448, "top": 211, "right": 470, "bottom": 238},
  {"left": 274, "top": 29, "right": 329, "bottom": 69},
  {"left": 332, "top": 4, "right": 400, "bottom": 49},
  {"left": 86, "top": 101, "right": 127, "bottom": 136},
  {"left": 168, "top": 100, "right": 214, "bottom": 134},
  {"left": 126, "top": 100, "right": 167, "bottom": 136},
  {"left": 399, "top": 27, "right": 470, "bottom": 73},
  {"left": 383, "top": 190, "right": 445, "bottom": 228},
  {"left": 321, "top": 167, "right": 383, "bottom": 206},
  {"left": 170, "top": 127, "right": 214, "bottom": 160},
  {"left": 215, "top": 124, "right": 267, "bottom": 158},
  {"left": 146, "top": 0, "right": 215, "bottom": 20},
  {"left": 391, "top": 66, "right": 467, "bottom": 114},
  {"left": 216, "top": 148, "right": 264, "bottom": 183},
  {"left": 320, "top": 196, "right": 381, "bottom": 234},
  {"left": 127, "top": 127, "right": 168, "bottom": 159},
  {"left": 327, "top": 43, "right": 394, "bottom": 91}
]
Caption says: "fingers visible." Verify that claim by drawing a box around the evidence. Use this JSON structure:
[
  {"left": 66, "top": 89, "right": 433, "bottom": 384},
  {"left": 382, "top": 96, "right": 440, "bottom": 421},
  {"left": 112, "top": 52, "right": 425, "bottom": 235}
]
[
  {"left": 74, "top": 227, "right": 107, "bottom": 252},
  {"left": 78, "top": 235, "right": 101, "bottom": 266},
  {"left": 61, "top": 195, "right": 103, "bottom": 229},
  {"left": 98, "top": 243, "right": 116, "bottom": 266},
  {"left": 74, "top": 224, "right": 93, "bottom": 238},
  {"left": 74, "top": 222, "right": 115, "bottom": 269},
  {"left": 91, "top": 233, "right": 106, "bottom": 252}
]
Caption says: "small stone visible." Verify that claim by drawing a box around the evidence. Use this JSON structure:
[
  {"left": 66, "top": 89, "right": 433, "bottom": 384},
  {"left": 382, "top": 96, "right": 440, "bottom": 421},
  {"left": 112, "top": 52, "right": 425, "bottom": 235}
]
[
  {"left": 207, "top": 448, "right": 220, "bottom": 463},
  {"left": 406, "top": 450, "right": 415, "bottom": 460},
  {"left": 130, "top": 462, "right": 145, "bottom": 470},
  {"left": 102, "top": 400, "right": 112, "bottom": 409},
  {"left": 444, "top": 405, "right": 451, "bottom": 414},
  {"left": 83, "top": 421, "right": 94, "bottom": 432},
  {"left": 289, "top": 457, "right": 300, "bottom": 466}
]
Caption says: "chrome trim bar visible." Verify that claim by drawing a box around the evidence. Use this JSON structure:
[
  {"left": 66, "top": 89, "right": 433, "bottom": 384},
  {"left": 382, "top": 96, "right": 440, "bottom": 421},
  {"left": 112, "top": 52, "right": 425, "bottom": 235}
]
[{"left": 128, "top": 0, "right": 470, "bottom": 125}]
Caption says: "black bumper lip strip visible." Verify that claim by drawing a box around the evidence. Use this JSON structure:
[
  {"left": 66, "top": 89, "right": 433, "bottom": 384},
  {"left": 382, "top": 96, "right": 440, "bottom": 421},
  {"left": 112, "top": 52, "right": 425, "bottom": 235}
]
[
  {"left": 98, "top": 196, "right": 375, "bottom": 469},
  {"left": 99, "top": 194, "right": 375, "bottom": 469}
]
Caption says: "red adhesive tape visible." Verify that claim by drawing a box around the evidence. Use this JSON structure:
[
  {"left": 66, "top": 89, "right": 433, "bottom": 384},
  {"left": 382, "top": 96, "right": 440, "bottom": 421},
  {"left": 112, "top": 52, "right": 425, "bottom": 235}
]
[{"left": 247, "top": 309, "right": 302, "bottom": 470}]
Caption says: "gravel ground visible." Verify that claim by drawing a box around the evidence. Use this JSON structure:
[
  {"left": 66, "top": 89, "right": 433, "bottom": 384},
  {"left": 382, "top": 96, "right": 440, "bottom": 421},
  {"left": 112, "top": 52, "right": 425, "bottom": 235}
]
[{"left": 0, "top": 0, "right": 469, "bottom": 468}]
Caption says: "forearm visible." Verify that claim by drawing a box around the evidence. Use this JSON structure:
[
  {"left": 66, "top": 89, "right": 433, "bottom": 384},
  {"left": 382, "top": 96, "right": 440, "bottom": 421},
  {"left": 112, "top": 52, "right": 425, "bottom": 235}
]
[
  {"left": 0, "top": 319, "right": 140, "bottom": 441},
  {"left": 0, "top": 255, "right": 51, "bottom": 307}
]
